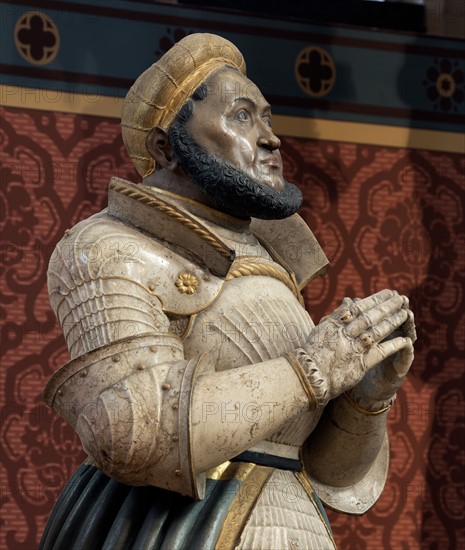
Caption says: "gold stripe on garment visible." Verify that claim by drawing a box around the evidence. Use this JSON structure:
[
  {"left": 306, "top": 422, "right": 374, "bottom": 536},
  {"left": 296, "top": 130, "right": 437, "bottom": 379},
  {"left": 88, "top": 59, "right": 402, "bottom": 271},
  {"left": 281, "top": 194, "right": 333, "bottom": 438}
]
[
  {"left": 294, "top": 471, "right": 337, "bottom": 549},
  {"left": 206, "top": 461, "right": 255, "bottom": 481},
  {"left": 210, "top": 462, "right": 274, "bottom": 550}
]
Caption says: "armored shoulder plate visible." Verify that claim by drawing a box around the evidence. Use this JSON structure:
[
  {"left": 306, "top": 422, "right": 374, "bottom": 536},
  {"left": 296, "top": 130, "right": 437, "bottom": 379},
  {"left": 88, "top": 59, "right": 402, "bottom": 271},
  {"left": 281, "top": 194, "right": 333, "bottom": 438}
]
[{"left": 48, "top": 211, "right": 225, "bottom": 318}]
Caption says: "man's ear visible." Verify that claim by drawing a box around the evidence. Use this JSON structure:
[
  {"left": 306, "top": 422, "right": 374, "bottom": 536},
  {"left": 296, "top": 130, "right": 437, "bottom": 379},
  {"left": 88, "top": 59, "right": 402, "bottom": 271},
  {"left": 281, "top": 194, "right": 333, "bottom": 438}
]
[{"left": 146, "top": 126, "right": 178, "bottom": 171}]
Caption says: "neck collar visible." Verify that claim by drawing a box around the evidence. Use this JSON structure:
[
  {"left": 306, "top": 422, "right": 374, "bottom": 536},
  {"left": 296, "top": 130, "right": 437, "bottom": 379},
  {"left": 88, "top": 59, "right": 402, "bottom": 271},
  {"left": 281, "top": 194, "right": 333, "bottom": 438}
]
[{"left": 142, "top": 184, "right": 251, "bottom": 233}]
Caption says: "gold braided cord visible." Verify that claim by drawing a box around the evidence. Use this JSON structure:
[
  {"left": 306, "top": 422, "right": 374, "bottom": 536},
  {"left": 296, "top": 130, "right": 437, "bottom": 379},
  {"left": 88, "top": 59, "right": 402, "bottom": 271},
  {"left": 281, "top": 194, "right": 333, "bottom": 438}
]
[
  {"left": 110, "top": 180, "right": 232, "bottom": 259},
  {"left": 226, "top": 260, "right": 300, "bottom": 299}
]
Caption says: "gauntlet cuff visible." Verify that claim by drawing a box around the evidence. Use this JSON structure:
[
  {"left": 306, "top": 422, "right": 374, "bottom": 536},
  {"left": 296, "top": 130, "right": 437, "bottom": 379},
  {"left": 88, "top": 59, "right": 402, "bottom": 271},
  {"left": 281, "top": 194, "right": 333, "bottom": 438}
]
[
  {"left": 294, "top": 348, "right": 329, "bottom": 407},
  {"left": 302, "top": 392, "right": 390, "bottom": 514}
]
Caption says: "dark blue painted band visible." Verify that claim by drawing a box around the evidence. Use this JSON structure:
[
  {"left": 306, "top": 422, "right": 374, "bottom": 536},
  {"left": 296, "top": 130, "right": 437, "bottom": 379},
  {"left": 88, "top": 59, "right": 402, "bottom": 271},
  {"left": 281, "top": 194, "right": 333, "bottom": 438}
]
[{"left": 231, "top": 450, "right": 303, "bottom": 472}]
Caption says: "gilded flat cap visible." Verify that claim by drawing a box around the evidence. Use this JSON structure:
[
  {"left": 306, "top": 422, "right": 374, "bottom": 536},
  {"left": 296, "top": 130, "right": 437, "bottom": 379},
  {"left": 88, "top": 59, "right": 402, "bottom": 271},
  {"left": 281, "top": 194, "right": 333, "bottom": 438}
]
[{"left": 121, "top": 33, "right": 246, "bottom": 177}]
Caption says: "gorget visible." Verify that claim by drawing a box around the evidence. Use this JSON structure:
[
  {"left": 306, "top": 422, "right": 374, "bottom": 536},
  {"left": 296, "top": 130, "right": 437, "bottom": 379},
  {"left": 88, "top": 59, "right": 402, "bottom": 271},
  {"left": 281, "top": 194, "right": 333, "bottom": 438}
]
[{"left": 107, "top": 177, "right": 329, "bottom": 287}]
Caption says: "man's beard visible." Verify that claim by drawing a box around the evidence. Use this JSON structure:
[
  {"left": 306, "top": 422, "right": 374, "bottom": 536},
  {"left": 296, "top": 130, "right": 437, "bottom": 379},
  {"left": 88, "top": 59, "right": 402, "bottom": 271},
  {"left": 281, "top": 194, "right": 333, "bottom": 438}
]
[{"left": 168, "top": 122, "right": 302, "bottom": 220}]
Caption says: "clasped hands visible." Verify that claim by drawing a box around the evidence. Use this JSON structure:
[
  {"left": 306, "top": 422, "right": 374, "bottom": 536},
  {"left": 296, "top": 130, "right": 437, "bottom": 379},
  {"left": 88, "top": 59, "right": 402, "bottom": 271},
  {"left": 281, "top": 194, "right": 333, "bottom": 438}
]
[{"left": 296, "top": 289, "right": 416, "bottom": 411}]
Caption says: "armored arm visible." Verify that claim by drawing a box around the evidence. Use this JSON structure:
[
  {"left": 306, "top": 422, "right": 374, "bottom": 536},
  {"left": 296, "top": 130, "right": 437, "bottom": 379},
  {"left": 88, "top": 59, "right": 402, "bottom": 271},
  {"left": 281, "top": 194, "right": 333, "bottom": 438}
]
[{"left": 296, "top": 292, "right": 415, "bottom": 513}]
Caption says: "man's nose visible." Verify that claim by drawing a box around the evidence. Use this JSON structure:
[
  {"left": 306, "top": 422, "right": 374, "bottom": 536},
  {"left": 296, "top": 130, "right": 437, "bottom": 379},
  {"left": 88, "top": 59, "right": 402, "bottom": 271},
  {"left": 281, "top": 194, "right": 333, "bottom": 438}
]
[{"left": 258, "top": 124, "right": 281, "bottom": 151}]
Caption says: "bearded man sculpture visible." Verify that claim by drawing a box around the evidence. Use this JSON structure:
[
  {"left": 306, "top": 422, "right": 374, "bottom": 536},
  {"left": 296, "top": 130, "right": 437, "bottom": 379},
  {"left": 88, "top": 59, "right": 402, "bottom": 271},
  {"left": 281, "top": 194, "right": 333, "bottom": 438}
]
[{"left": 40, "top": 34, "right": 415, "bottom": 549}]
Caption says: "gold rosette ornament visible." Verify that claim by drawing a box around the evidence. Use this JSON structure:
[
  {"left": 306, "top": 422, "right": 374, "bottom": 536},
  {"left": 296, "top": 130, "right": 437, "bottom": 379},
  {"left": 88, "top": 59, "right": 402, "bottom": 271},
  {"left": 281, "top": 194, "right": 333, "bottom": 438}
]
[{"left": 175, "top": 273, "right": 199, "bottom": 295}]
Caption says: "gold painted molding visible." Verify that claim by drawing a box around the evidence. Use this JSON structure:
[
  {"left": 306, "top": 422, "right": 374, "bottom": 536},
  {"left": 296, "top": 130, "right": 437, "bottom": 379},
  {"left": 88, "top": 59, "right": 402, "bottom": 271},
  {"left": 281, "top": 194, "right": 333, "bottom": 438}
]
[
  {"left": 273, "top": 114, "right": 465, "bottom": 154},
  {"left": 2, "top": 84, "right": 463, "bottom": 153},
  {"left": 1, "top": 84, "right": 123, "bottom": 118}
]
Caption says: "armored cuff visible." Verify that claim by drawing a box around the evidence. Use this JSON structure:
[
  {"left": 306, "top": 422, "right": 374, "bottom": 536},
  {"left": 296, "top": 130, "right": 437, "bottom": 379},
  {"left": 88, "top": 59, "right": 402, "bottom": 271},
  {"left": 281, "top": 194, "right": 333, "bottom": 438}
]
[
  {"left": 302, "top": 393, "right": 390, "bottom": 514},
  {"left": 293, "top": 348, "right": 330, "bottom": 408}
]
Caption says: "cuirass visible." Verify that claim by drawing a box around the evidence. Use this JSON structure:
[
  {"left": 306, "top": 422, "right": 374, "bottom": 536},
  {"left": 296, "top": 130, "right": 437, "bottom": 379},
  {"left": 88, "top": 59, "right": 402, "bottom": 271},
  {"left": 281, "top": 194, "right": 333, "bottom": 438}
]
[{"left": 185, "top": 271, "right": 324, "bottom": 453}]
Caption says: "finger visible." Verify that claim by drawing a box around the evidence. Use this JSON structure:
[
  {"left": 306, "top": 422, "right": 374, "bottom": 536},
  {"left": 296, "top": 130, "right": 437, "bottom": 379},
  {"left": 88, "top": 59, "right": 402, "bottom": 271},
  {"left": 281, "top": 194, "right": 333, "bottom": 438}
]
[
  {"left": 345, "top": 294, "right": 405, "bottom": 337},
  {"left": 354, "top": 293, "right": 407, "bottom": 308},
  {"left": 337, "top": 297, "right": 354, "bottom": 322},
  {"left": 351, "top": 289, "right": 397, "bottom": 316},
  {"left": 368, "top": 309, "right": 409, "bottom": 342},
  {"left": 402, "top": 310, "right": 417, "bottom": 343},
  {"left": 364, "top": 336, "right": 412, "bottom": 370},
  {"left": 337, "top": 297, "right": 353, "bottom": 313},
  {"left": 333, "top": 297, "right": 354, "bottom": 323},
  {"left": 320, "top": 297, "right": 352, "bottom": 323},
  {"left": 354, "top": 332, "right": 376, "bottom": 353}
]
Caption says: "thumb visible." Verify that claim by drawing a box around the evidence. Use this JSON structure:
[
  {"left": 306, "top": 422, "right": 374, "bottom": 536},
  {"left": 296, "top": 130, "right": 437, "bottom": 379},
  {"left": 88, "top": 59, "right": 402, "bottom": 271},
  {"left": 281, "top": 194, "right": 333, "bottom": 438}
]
[
  {"left": 364, "top": 336, "right": 412, "bottom": 371},
  {"left": 392, "top": 338, "right": 414, "bottom": 377}
]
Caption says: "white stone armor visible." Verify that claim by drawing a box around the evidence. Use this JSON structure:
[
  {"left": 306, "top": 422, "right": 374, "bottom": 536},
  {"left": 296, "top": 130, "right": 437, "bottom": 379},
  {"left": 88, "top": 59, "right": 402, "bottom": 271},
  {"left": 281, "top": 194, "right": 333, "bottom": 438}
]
[{"left": 45, "top": 178, "right": 388, "bottom": 549}]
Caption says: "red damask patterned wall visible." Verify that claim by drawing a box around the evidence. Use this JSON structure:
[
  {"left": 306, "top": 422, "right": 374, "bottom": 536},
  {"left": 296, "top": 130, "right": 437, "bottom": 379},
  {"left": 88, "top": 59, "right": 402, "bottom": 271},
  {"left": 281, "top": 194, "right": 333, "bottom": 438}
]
[{"left": 1, "top": 104, "right": 464, "bottom": 549}]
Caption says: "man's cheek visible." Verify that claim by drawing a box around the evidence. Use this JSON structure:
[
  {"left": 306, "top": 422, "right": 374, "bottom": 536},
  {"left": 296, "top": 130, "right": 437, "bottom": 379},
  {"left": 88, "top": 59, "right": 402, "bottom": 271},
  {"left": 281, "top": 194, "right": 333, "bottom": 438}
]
[{"left": 236, "top": 141, "right": 255, "bottom": 169}]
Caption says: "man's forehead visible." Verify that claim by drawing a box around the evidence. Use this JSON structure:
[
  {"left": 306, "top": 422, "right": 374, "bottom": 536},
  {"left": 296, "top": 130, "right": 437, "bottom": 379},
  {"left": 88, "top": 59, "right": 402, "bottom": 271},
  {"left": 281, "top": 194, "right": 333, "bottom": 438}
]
[{"left": 204, "top": 68, "right": 268, "bottom": 108}]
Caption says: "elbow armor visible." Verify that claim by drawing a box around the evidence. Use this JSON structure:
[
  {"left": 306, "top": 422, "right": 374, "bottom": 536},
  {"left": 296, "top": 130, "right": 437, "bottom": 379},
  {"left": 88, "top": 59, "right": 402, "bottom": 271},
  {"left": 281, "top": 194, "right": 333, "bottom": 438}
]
[{"left": 45, "top": 333, "right": 208, "bottom": 498}]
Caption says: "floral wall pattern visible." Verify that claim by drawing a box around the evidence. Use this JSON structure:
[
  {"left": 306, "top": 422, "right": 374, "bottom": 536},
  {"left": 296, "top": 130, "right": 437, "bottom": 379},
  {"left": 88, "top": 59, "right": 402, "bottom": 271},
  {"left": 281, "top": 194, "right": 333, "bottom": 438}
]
[{"left": 1, "top": 105, "right": 463, "bottom": 549}]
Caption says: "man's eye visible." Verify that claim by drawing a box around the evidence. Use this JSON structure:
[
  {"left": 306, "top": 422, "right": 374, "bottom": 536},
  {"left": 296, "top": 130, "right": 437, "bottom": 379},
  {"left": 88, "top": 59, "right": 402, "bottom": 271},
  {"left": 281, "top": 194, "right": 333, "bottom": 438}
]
[
  {"left": 236, "top": 110, "right": 249, "bottom": 121},
  {"left": 263, "top": 116, "right": 272, "bottom": 127}
]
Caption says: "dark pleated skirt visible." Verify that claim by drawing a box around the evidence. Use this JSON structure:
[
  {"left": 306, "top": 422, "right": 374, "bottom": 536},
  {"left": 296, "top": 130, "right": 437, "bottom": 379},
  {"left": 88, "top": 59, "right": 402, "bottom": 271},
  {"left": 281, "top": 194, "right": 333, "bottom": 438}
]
[{"left": 39, "top": 464, "right": 241, "bottom": 550}]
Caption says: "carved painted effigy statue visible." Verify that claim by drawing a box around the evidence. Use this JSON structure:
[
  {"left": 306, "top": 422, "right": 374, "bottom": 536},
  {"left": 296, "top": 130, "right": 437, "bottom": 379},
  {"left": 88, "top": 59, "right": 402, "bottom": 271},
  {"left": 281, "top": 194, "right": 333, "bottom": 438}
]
[{"left": 40, "top": 34, "right": 416, "bottom": 549}]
